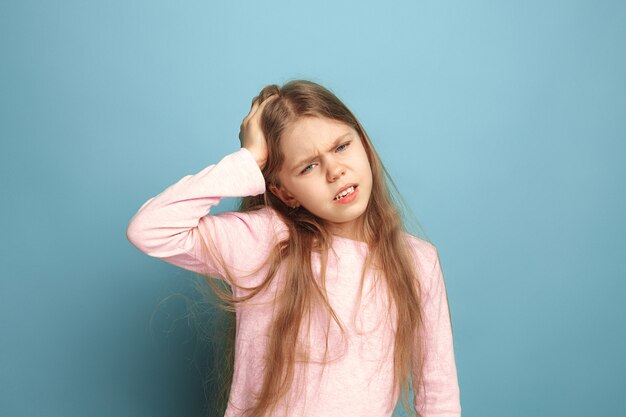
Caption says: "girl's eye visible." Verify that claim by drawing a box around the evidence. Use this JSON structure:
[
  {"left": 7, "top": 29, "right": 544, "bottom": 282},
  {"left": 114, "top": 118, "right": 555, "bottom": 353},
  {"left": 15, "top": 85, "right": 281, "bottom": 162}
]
[
  {"left": 336, "top": 142, "right": 350, "bottom": 152},
  {"left": 301, "top": 164, "right": 315, "bottom": 174}
]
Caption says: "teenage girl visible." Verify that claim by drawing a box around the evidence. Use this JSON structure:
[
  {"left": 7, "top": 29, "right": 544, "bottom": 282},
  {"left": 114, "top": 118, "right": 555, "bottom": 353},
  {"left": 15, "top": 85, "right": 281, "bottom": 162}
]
[{"left": 126, "top": 80, "right": 461, "bottom": 417}]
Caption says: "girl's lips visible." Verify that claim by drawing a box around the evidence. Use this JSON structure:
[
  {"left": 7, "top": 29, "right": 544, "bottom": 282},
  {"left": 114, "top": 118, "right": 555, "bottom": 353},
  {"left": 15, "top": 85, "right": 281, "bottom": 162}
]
[
  {"left": 333, "top": 184, "right": 358, "bottom": 200},
  {"left": 333, "top": 185, "right": 358, "bottom": 204}
]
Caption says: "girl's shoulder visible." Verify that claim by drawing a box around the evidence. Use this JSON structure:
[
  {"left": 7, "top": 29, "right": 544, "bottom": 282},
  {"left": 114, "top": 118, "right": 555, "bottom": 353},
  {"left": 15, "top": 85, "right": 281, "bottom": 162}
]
[
  {"left": 403, "top": 233, "right": 440, "bottom": 272},
  {"left": 402, "top": 233, "right": 447, "bottom": 298}
]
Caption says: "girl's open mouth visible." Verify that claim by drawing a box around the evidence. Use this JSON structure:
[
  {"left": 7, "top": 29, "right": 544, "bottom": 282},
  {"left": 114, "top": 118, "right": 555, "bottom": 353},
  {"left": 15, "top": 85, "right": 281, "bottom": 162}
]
[{"left": 333, "top": 185, "right": 358, "bottom": 204}]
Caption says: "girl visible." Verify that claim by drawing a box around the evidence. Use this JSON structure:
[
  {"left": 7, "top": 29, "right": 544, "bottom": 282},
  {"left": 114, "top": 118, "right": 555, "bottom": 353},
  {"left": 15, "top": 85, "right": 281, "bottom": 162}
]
[{"left": 126, "top": 80, "right": 461, "bottom": 417}]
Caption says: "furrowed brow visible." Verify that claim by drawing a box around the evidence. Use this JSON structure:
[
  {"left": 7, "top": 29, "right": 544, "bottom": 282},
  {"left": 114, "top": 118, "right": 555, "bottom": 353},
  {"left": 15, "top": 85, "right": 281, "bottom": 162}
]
[{"left": 291, "top": 132, "right": 352, "bottom": 171}]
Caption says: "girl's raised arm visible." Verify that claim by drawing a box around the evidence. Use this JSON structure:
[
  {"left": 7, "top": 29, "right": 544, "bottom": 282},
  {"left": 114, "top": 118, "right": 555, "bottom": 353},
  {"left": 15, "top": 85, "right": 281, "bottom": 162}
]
[
  {"left": 127, "top": 95, "right": 283, "bottom": 284},
  {"left": 413, "top": 247, "right": 462, "bottom": 416},
  {"left": 126, "top": 147, "right": 279, "bottom": 283}
]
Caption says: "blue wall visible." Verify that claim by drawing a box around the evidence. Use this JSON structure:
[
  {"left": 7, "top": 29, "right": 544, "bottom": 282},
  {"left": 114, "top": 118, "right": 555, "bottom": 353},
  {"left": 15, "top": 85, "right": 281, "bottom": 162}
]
[{"left": 1, "top": 1, "right": 624, "bottom": 416}]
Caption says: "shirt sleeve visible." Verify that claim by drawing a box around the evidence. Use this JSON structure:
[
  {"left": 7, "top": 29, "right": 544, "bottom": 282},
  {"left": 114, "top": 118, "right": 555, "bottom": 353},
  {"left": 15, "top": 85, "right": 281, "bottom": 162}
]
[
  {"left": 413, "top": 247, "right": 462, "bottom": 417},
  {"left": 126, "top": 147, "right": 282, "bottom": 284}
]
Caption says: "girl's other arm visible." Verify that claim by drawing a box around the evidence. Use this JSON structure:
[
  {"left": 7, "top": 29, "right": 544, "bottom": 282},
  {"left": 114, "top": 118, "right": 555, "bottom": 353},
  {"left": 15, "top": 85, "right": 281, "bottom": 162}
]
[
  {"left": 413, "top": 248, "right": 462, "bottom": 417},
  {"left": 127, "top": 95, "right": 280, "bottom": 282},
  {"left": 126, "top": 147, "right": 273, "bottom": 282}
]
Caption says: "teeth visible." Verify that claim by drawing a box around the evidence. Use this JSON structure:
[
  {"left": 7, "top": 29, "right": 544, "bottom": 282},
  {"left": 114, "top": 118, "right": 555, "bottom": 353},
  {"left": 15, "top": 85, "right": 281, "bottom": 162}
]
[{"left": 335, "top": 186, "right": 355, "bottom": 200}]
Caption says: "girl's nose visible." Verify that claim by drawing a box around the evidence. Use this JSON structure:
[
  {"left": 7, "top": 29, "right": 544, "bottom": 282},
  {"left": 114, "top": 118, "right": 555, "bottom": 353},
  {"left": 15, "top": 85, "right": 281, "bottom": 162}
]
[{"left": 327, "top": 163, "right": 346, "bottom": 182}]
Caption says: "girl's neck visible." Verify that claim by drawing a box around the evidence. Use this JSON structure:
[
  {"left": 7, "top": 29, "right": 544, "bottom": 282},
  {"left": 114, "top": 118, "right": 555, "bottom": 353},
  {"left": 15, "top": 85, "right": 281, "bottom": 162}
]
[
  {"left": 331, "top": 232, "right": 367, "bottom": 244},
  {"left": 324, "top": 216, "right": 367, "bottom": 243}
]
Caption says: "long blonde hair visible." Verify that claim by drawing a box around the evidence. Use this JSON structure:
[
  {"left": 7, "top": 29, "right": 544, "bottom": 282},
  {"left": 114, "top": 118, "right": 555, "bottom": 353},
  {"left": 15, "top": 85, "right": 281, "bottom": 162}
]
[{"left": 200, "top": 79, "right": 427, "bottom": 417}]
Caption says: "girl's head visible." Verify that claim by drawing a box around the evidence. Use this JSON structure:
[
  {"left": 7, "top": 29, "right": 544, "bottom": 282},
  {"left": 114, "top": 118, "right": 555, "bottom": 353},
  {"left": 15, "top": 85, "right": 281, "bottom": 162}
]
[
  {"left": 269, "top": 116, "right": 373, "bottom": 240},
  {"left": 243, "top": 80, "right": 394, "bottom": 243}
]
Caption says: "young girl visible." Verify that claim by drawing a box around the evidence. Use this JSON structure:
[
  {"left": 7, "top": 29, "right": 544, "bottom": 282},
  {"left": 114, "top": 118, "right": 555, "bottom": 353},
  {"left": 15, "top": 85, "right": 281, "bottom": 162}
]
[{"left": 126, "top": 80, "right": 461, "bottom": 417}]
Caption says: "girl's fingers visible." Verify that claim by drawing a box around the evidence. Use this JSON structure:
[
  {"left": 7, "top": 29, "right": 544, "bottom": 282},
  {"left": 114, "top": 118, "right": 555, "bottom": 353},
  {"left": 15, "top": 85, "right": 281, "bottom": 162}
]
[
  {"left": 258, "top": 94, "right": 278, "bottom": 110},
  {"left": 243, "top": 100, "right": 259, "bottom": 124},
  {"left": 239, "top": 94, "right": 279, "bottom": 145},
  {"left": 244, "top": 94, "right": 277, "bottom": 126}
]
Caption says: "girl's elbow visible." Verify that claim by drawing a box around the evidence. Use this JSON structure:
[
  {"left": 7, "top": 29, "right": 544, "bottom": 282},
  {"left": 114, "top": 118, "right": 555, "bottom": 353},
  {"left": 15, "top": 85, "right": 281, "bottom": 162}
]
[{"left": 126, "top": 218, "right": 151, "bottom": 253}]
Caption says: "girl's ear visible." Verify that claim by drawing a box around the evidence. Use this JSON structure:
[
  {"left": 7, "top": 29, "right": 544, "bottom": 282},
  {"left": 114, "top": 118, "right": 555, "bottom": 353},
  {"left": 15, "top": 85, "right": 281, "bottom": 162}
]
[{"left": 269, "top": 183, "right": 300, "bottom": 208}]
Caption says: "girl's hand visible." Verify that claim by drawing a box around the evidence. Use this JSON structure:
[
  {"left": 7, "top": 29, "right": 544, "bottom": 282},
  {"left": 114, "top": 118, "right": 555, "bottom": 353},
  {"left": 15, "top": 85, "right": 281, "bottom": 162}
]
[{"left": 239, "top": 94, "right": 278, "bottom": 170}]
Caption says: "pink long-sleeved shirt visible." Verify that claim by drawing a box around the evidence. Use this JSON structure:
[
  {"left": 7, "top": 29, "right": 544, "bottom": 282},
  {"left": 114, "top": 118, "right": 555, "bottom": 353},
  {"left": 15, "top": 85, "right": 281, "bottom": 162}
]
[{"left": 126, "top": 147, "right": 461, "bottom": 417}]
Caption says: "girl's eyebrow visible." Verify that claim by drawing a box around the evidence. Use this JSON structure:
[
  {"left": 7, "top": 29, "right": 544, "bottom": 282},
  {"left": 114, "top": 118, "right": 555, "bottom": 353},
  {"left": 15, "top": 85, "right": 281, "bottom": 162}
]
[{"left": 291, "top": 132, "right": 352, "bottom": 171}]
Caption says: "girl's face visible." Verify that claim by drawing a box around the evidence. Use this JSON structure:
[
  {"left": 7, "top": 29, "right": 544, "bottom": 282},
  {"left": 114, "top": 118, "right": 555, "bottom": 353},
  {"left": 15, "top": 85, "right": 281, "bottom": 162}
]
[{"left": 269, "top": 116, "right": 373, "bottom": 240}]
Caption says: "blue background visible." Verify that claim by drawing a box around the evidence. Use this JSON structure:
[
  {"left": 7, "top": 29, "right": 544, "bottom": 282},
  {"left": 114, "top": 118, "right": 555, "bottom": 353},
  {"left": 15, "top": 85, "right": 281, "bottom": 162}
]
[{"left": 1, "top": 1, "right": 625, "bottom": 416}]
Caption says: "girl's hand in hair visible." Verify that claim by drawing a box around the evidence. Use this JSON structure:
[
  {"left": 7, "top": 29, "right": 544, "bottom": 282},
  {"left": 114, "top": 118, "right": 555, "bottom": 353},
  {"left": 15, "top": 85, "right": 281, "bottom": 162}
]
[{"left": 239, "top": 94, "right": 278, "bottom": 170}]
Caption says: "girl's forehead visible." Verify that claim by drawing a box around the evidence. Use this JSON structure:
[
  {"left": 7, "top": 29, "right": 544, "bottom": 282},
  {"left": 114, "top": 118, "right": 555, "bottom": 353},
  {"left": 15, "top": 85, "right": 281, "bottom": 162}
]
[{"left": 282, "top": 117, "right": 355, "bottom": 149}]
